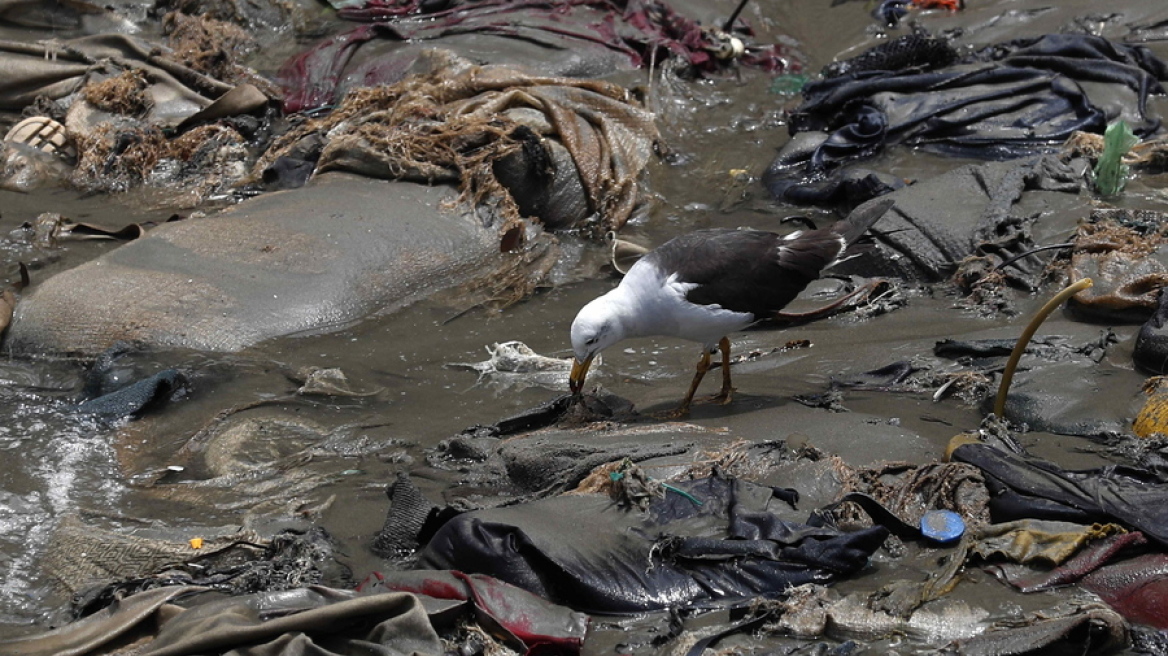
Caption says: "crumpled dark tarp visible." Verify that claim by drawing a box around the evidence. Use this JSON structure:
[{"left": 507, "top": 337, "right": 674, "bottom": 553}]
[
  {"left": 1, "top": 574, "right": 587, "bottom": 656},
  {"left": 766, "top": 33, "right": 1168, "bottom": 206},
  {"left": 951, "top": 442, "right": 1168, "bottom": 548},
  {"left": 419, "top": 475, "right": 889, "bottom": 614}
]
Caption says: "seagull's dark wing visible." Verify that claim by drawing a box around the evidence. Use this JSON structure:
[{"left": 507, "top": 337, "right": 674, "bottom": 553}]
[
  {"left": 647, "top": 228, "right": 845, "bottom": 317},
  {"left": 646, "top": 199, "right": 893, "bottom": 317}
]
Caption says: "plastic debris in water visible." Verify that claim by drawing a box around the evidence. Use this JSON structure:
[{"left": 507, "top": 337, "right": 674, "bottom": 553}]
[
  {"left": 189, "top": 537, "right": 204, "bottom": 549},
  {"left": 1094, "top": 120, "right": 1139, "bottom": 197},
  {"left": 770, "top": 73, "right": 809, "bottom": 95},
  {"left": 446, "top": 341, "right": 577, "bottom": 391},
  {"left": 920, "top": 509, "right": 964, "bottom": 544}
]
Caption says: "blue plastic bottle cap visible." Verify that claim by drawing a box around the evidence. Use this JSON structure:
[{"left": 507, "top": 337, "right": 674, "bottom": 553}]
[{"left": 921, "top": 509, "right": 965, "bottom": 544}]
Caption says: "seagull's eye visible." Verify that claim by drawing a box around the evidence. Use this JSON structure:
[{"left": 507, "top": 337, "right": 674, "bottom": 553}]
[{"left": 585, "top": 337, "right": 598, "bottom": 346}]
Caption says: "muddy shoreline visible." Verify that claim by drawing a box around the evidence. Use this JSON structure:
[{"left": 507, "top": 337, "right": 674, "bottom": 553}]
[{"left": 1, "top": 0, "right": 1167, "bottom": 654}]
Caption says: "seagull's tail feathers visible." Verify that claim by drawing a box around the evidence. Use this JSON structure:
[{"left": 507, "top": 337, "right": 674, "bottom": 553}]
[{"left": 831, "top": 198, "right": 894, "bottom": 246}]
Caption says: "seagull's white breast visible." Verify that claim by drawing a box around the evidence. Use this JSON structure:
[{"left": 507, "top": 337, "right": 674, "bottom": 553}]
[{"left": 617, "top": 261, "right": 755, "bottom": 347}]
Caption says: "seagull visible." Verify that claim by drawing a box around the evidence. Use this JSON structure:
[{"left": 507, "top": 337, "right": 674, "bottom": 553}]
[{"left": 569, "top": 199, "right": 893, "bottom": 415}]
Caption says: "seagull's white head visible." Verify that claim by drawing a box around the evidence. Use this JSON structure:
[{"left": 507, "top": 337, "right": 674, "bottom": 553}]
[{"left": 569, "top": 295, "right": 627, "bottom": 393}]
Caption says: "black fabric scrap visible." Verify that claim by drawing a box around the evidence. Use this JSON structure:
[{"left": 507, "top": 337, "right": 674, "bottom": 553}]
[
  {"left": 262, "top": 156, "right": 318, "bottom": 190},
  {"left": 1134, "top": 288, "right": 1168, "bottom": 375},
  {"left": 418, "top": 475, "right": 887, "bottom": 614},
  {"left": 74, "top": 369, "right": 187, "bottom": 420},
  {"left": 460, "top": 393, "right": 576, "bottom": 439},
  {"left": 810, "top": 492, "right": 922, "bottom": 542},
  {"left": 370, "top": 472, "right": 443, "bottom": 560},
  {"left": 370, "top": 473, "right": 460, "bottom": 562},
  {"left": 823, "top": 33, "right": 958, "bottom": 78},
  {"left": 951, "top": 442, "right": 1168, "bottom": 548},
  {"left": 934, "top": 339, "right": 1018, "bottom": 359},
  {"left": 81, "top": 340, "right": 137, "bottom": 399}
]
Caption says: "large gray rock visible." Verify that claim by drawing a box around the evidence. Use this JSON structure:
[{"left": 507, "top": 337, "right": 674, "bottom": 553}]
[{"left": 6, "top": 172, "right": 556, "bottom": 355}]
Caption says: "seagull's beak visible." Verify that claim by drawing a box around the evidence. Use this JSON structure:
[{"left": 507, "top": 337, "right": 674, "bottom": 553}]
[{"left": 570, "top": 354, "right": 595, "bottom": 395}]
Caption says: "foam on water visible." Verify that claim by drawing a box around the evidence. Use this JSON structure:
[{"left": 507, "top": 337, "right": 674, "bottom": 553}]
[{"left": 0, "top": 388, "right": 121, "bottom": 624}]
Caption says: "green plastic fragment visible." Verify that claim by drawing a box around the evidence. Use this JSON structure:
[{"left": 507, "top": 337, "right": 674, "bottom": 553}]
[
  {"left": 610, "top": 462, "right": 703, "bottom": 506},
  {"left": 1093, "top": 120, "right": 1139, "bottom": 197},
  {"left": 770, "top": 73, "right": 809, "bottom": 96},
  {"left": 661, "top": 483, "right": 703, "bottom": 506}
]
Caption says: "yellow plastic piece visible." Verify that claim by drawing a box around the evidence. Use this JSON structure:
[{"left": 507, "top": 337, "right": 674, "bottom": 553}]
[{"left": 1134, "top": 376, "right": 1168, "bottom": 438}]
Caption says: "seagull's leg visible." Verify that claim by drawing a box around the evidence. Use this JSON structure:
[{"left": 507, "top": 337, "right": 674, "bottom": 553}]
[
  {"left": 710, "top": 336, "right": 735, "bottom": 404},
  {"left": 672, "top": 347, "right": 705, "bottom": 413}
]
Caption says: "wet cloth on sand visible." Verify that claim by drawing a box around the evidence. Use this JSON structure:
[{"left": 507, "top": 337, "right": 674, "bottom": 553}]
[
  {"left": 418, "top": 475, "right": 888, "bottom": 614},
  {"left": 988, "top": 530, "right": 1168, "bottom": 631},
  {"left": 41, "top": 514, "right": 266, "bottom": 599},
  {"left": 278, "top": 0, "right": 798, "bottom": 113},
  {"left": 0, "top": 575, "right": 587, "bottom": 656},
  {"left": 261, "top": 49, "right": 659, "bottom": 233},
  {"left": 765, "top": 33, "right": 1168, "bottom": 206},
  {"left": 971, "top": 519, "right": 1127, "bottom": 566},
  {"left": 361, "top": 570, "right": 588, "bottom": 653},
  {"left": 0, "top": 24, "right": 273, "bottom": 197},
  {"left": 951, "top": 442, "right": 1168, "bottom": 547}
]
